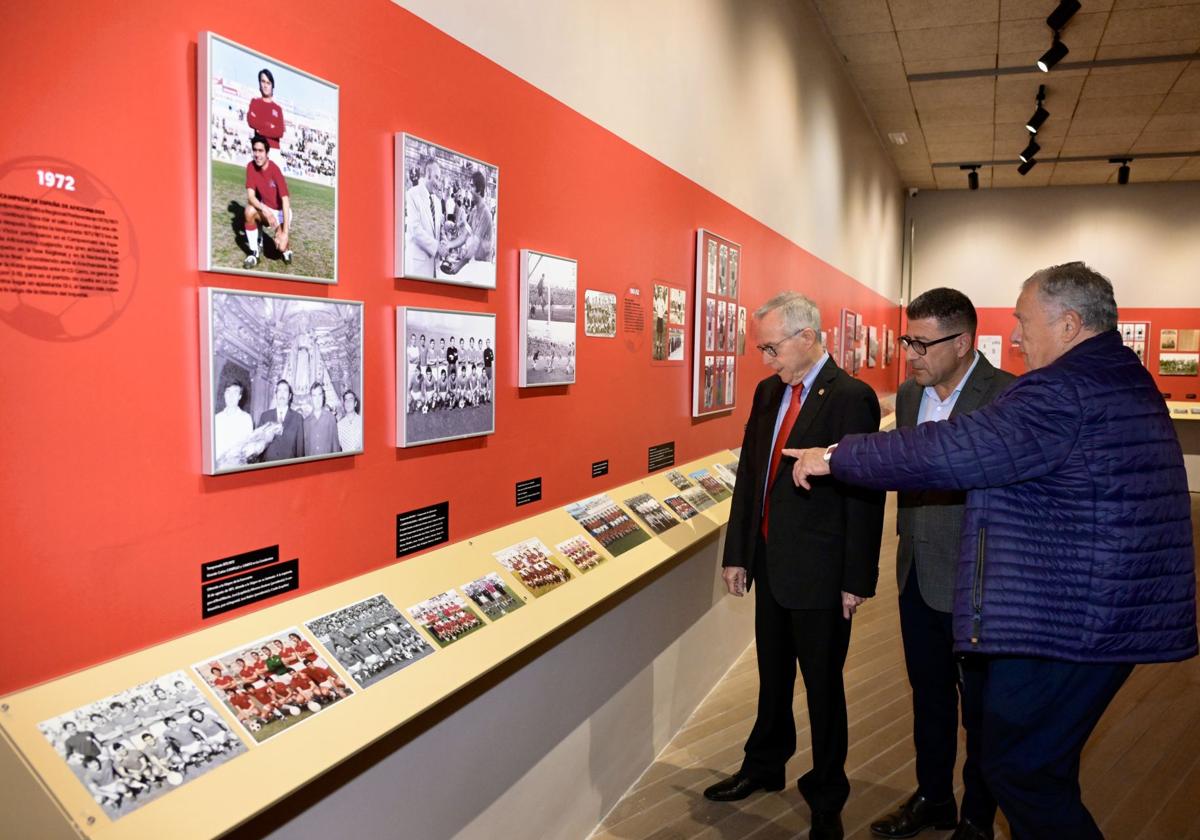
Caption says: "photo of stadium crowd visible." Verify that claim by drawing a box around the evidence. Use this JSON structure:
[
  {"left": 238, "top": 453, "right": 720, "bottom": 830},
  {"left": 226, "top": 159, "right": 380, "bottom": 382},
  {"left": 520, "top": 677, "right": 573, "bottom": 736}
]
[
  {"left": 494, "top": 538, "right": 574, "bottom": 597},
  {"left": 305, "top": 594, "right": 433, "bottom": 689},
  {"left": 407, "top": 591, "right": 486, "bottom": 648},
  {"left": 564, "top": 494, "right": 652, "bottom": 557},
  {"left": 193, "top": 628, "right": 352, "bottom": 745},
  {"left": 203, "top": 33, "right": 338, "bottom": 283},
  {"left": 461, "top": 573, "right": 525, "bottom": 622},
  {"left": 38, "top": 671, "right": 247, "bottom": 820}
]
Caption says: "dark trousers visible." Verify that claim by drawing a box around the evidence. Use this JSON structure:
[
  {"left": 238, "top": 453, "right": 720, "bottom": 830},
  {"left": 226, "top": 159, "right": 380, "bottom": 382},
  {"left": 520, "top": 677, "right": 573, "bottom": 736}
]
[
  {"left": 899, "top": 568, "right": 995, "bottom": 826},
  {"left": 740, "top": 542, "right": 853, "bottom": 813},
  {"left": 981, "top": 657, "right": 1132, "bottom": 840}
]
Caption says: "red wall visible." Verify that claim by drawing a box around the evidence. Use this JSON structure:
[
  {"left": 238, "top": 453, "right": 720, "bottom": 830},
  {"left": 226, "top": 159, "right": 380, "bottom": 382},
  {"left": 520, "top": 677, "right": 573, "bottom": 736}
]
[
  {"left": 0, "top": 1, "right": 898, "bottom": 694},
  {"left": 976, "top": 307, "right": 1200, "bottom": 399}
]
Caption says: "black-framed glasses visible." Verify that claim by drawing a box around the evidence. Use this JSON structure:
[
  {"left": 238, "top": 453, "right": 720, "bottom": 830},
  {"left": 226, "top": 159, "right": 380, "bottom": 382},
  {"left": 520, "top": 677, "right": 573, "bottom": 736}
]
[
  {"left": 899, "top": 332, "right": 963, "bottom": 356},
  {"left": 756, "top": 327, "right": 809, "bottom": 358}
]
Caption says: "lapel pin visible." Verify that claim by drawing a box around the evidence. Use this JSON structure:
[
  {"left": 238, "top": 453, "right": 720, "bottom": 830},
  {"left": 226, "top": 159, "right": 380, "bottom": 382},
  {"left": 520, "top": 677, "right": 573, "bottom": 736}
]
[{"left": 818, "top": 388, "right": 825, "bottom": 396}]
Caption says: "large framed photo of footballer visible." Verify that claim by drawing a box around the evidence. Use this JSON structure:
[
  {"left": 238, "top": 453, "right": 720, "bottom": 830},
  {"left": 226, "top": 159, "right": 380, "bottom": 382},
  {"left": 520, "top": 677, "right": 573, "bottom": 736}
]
[
  {"left": 199, "top": 33, "right": 339, "bottom": 283},
  {"left": 200, "top": 288, "right": 364, "bottom": 475},
  {"left": 395, "top": 133, "right": 499, "bottom": 289},
  {"left": 692, "top": 229, "right": 741, "bottom": 417},
  {"left": 519, "top": 249, "right": 577, "bottom": 387},
  {"left": 397, "top": 307, "right": 496, "bottom": 447}
]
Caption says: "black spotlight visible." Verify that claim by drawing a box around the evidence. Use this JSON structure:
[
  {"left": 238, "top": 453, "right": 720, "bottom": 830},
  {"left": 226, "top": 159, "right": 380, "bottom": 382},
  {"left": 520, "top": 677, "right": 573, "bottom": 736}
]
[
  {"left": 1019, "top": 139, "right": 1041, "bottom": 163},
  {"left": 961, "top": 164, "right": 980, "bottom": 190},
  {"left": 1046, "top": 0, "right": 1082, "bottom": 32},
  {"left": 1026, "top": 84, "right": 1049, "bottom": 133},
  {"left": 1038, "top": 38, "right": 1069, "bottom": 72},
  {"left": 1018, "top": 158, "right": 1038, "bottom": 176},
  {"left": 1110, "top": 158, "right": 1132, "bottom": 185}
]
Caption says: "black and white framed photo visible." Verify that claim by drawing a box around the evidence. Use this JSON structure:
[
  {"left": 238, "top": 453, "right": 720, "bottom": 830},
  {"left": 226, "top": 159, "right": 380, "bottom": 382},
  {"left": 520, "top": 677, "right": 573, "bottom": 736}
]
[
  {"left": 396, "top": 307, "right": 496, "bottom": 447},
  {"left": 38, "top": 671, "right": 247, "bottom": 821},
  {"left": 304, "top": 594, "right": 433, "bottom": 689},
  {"left": 584, "top": 289, "right": 617, "bottom": 338},
  {"left": 520, "top": 250, "right": 577, "bottom": 386},
  {"left": 395, "top": 133, "right": 498, "bottom": 288},
  {"left": 200, "top": 288, "right": 363, "bottom": 475},
  {"left": 199, "top": 33, "right": 338, "bottom": 283}
]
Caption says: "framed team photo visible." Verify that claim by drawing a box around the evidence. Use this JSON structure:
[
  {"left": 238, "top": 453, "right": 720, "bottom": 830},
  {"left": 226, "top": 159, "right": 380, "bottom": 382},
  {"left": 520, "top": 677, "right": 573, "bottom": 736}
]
[
  {"left": 304, "top": 594, "right": 433, "bottom": 689},
  {"left": 396, "top": 307, "right": 496, "bottom": 447},
  {"left": 395, "top": 133, "right": 498, "bottom": 289},
  {"left": 493, "top": 537, "right": 573, "bottom": 598},
  {"left": 584, "top": 289, "right": 617, "bottom": 337},
  {"left": 200, "top": 288, "right": 363, "bottom": 475},
  {"left": 693, "top": 229, "right": 741, "bottom": 416},
  {"left": 193, "top": 628, "right": 352, "bottom": 745},
  {"left": 565, "top": 494, "right": 652, "bottom": 557},
  {"left": 37, "top": 671, "right": 247, "bottom": 822},
  {"left": 461, "top": 573, "right": 526, "bottom": 622},
  {"left": 199, "top": 33, "right": 338, "bottom": 284},
  {"left": 406, "top": 590, "right": 486, "bottom": 648},
  {"left": 520, "top": 250, "right": 577, "bottom": 386}
]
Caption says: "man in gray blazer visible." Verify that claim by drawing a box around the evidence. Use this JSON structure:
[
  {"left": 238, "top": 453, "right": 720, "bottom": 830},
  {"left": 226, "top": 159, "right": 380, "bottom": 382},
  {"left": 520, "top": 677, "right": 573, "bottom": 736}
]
[{"left": 871, "top": 289, "right": 1014, "bottom": 840}]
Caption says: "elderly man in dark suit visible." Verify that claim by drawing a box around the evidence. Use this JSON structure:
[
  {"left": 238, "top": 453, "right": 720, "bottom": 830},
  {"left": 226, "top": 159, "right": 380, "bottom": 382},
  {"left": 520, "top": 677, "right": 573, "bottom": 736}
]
[
  {"left": 257, "top": 379, "right": 304, "bottom": 463},
  {"left": 702, "top": 291, "right": 885, "bottom": 840},
  {"left": 869, "top": 289, "right": 1013, "bottom": 840}
]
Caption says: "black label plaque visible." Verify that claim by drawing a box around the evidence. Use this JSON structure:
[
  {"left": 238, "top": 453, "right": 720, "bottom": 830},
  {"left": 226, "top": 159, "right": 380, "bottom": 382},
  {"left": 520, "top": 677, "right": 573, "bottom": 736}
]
[
  {"left": 591, "top": 459, "right": 609, "bottom": 478},
  {"left": 396, "top": 501, "right": 450, "bottom": 558},
  {"left": 202, "top": 558, "right": 299, "bottom": 619},
  {"left": 516, "top": 477, "right": 542, "bottom": 507},
  {"left": 201, "top": 545, "right": 279, "bottom": 582},
  {"left": 648, "top": 441, "right": 676, "bottom": 472}
]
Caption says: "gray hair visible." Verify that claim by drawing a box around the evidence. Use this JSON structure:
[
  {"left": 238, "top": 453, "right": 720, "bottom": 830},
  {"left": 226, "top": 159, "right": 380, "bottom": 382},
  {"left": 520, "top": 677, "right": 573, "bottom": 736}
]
[
  {"left": 754, "top": 291, "right": 821, "bottom": 338},
  {"left": 1024, "top": 262, "right": 1118, "bottom": 333}
]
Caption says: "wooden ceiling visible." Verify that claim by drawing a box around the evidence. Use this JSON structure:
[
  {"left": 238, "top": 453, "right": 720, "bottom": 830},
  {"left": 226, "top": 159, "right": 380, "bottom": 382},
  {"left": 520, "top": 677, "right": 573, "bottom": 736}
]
[{"left": 814, "top": 0, "right": 1200, "bottom": 188}]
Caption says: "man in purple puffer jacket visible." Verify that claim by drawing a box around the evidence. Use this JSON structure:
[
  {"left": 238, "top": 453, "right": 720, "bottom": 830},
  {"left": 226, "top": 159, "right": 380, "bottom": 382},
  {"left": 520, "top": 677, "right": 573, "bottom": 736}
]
[{"left": 785, "top": 262, "right": 1196, "bottom": 840}]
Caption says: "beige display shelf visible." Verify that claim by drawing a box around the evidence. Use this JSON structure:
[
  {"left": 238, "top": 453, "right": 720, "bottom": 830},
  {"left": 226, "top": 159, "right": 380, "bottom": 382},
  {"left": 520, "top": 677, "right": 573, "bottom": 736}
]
[
  {"left": 1166, "top": 400, "right": 1200, "bottom": 422},
  {"left": 0, "top": 452, "right": 736, "bottom": 840}
]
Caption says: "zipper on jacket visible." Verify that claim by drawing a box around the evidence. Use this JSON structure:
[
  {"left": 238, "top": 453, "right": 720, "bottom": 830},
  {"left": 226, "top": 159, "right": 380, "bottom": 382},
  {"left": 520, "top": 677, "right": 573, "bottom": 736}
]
[{"left": 970, "top": 527, "right": 986, "bottom": 645}]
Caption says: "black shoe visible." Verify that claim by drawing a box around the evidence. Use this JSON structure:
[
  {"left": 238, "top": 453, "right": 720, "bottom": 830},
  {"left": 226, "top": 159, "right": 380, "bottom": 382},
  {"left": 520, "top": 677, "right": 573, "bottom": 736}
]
[
  {"left": 702, "top": 772, "right": 784, "bottom": 802},
  {"left": 870, "top": 791, "right": 957, "bottom": 838},
  {"left": 950, "top": 819, "right": 994, "bottom": 840},
  {"left": 811, "top": 809, "right": 844, "bottom": 840}
]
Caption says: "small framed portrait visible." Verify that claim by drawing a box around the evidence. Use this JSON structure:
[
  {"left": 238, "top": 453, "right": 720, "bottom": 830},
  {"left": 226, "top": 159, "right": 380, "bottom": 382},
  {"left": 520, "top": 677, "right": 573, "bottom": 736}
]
[
  {"left": 199, "top": 33, "right": 339, "bottom": 283},
  {"left": 397, "top": 307, "right": 496, "bottom": 447},
  {"left": 584, "top": 289, "right": 617, "bottom": 338},
  {"left": 200, "top": 288, "right": 363, "bottom": 475},
  {"left": 520, "top": 250, "right": 577, "bottom": 386},
  {"left": 395, "top": 133, "right": 498, "bottom": 289}
]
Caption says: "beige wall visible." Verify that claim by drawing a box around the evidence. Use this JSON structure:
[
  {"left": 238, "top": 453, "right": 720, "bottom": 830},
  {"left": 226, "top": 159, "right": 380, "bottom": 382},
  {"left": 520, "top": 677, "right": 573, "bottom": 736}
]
[
  {"left": 395, "top": 0, "right": 906, "bottom": 299},
  {"left": 908, "top": 182, "right": 1200, "bottom": 308}
]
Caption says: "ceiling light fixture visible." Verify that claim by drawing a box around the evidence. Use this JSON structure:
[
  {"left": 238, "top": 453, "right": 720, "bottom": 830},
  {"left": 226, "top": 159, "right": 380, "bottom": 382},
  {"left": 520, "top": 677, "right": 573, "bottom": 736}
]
[
  {"left": 960, "top": 164, "right": 980, "bottom": 190},
  {"left": 1026, "top": 85, "right": 1049, "bottom": 133},
  {"left": 1038, "top": 38, "right": 1070, "bottom": 72},
  {"left": 1019, "top": 139, "right": 1041, "bottom": 163},
  {"left": 1110, "top": 157, "right": 1132, "bottom": 185},
  {"left": 1046, "top": 0, "right": 1081, "bottom": 32},
  {"left": 1018, "top": 159, "right": 1038, "bottom": 176}
]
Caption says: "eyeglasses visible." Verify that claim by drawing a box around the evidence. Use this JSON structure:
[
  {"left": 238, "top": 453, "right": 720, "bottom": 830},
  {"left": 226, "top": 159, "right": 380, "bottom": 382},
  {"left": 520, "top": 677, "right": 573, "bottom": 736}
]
[
  {"left": 756, "top": 327, "right": 809, "bottom": 358},
  {"left": 899, "top": 332, "right": 963, "bottom": 356}
]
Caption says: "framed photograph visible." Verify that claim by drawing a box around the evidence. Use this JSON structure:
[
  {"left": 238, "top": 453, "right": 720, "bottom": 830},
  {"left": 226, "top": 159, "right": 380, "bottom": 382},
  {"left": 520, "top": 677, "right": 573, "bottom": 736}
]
[
  {"left": 669, "top": 288, "right": 687, "bottom": 326},
  {"left": 556, "top": 535, "right": 605, "bottom": 573},
  {"left": 840, "top": 309, "right": 857, "bottom": 371},
  {"left": 38, "top": 671, "right": 247, "bottom": 821},
  {"left": 396, "top": 307, "right": 496, "bottom": 447},
  {"left": 199, "top": 33, "right": 338, "bottom": 283},
  {"left": 461, "top": 573, "right": 525, "bottom": 622},
  {"left": 1160, "top": 352, "right": 1199, "bottom": 376},
  {"left": 867, "top": 325, "right": 878, "bottom": 368},
  {"left": 652, "top": 282, "right": 686, "bottom": 363},
  {"left": 737, "top": 306, "right": 747, "bottom": 354},
  {"left": 1160, "top": 329, "right": 1178, "bottom": 351},
  {"left": 520, "top": 250, "right": 577, "bottom": 386},
  {"left": 193, "top": 628, "right": 352, "bottom": 745},
  {"left": 584, "top": 289, "right": 617, "bottom": 337},
  {"left": 406, "top": 591, "right": 486, "bottom": 648},
  {"left": 395, "top": 133, "right": 498, "bottom": 288},
  {"left": 565, "top": 494, "right": 652, "bottom": 557},
  {"left": 1177, "top": 329, "right": 1200, "bottom": 352},
  {"left": 693, "top": 229, "right": 741, "bottom": 416},
  {"left": 625, "top": 493, "right": 679, "bottom": 535},
  {"left": 200, "top": 288, "right": 363, "bottom": 475},
  {"left": 493, "top": 537, "right": 573, "bottom": 597},
  {"left": 304, "top": 594, "right": 433, "bottom": 689}
]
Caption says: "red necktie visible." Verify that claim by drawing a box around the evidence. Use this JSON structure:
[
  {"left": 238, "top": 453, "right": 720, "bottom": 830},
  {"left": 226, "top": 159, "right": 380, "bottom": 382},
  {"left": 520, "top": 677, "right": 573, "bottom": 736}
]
[{"left": 761, "top": 383, "right": 804, "bottom": 539}]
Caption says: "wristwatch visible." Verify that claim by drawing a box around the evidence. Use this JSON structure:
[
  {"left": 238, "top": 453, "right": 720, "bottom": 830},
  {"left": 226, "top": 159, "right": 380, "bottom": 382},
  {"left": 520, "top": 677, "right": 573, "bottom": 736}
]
[{"left": 823, "top": 444, "right": 838, "bottom": 463}]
